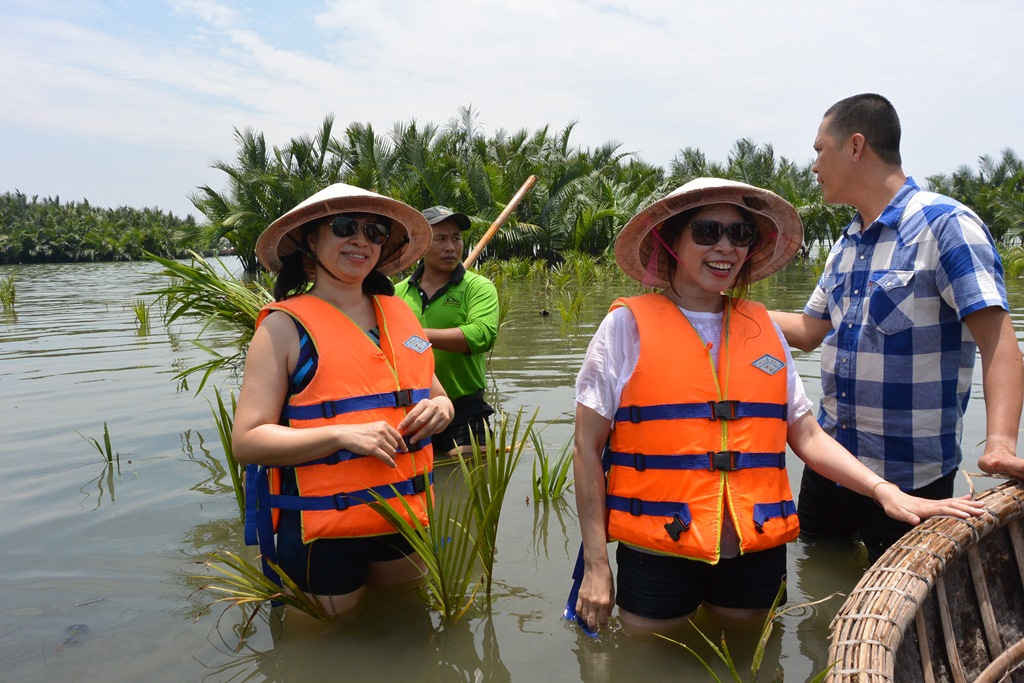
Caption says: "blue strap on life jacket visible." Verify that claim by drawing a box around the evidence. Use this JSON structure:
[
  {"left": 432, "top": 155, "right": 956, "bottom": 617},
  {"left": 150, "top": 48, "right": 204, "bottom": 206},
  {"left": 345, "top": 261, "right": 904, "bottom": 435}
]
[
  {"left": 267, "top": 472, "right": 433, "bottom": 511},
  {"left": 613, "top": 400, "right": 786, "bottom": 424},
  {"left": 604, "top": 450, "right": 785, "bottom": 472},
  {"left": 283, "top": 388, "right": 431, "bottom": 421},
  {"left": 243, "top": 465, "right": 434, "bottom": 585},
  {"left": 300, "top": 438, "right": 432, "bottom": 466},
  {"left": 752, "top": 500, "right": 796, "bottom": 533},
  {"left": 604, "top": 495, "right": 693, "bottom": 523}
]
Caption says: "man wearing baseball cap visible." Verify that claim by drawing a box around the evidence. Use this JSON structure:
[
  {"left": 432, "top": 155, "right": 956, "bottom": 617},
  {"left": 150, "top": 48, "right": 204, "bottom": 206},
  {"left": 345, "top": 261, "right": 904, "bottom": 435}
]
[{"left": 394, "top": 206, "right": 500, "bottom": 454}]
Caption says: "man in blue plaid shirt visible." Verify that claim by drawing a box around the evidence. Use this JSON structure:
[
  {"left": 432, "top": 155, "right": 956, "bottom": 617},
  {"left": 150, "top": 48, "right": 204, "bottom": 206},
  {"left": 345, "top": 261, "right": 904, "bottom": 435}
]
[{"left": 771, "top": 94, "right": 1024, "bottom": 561}]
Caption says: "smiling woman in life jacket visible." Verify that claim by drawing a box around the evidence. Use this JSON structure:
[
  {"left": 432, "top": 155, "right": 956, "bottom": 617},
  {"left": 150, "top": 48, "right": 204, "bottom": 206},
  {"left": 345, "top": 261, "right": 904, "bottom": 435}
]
[
  {"left": 569, "top": 178, "right": 986, "bottom": 634},
  {"left": 233, "top": 183, "right": 454, "bottom": 617}
]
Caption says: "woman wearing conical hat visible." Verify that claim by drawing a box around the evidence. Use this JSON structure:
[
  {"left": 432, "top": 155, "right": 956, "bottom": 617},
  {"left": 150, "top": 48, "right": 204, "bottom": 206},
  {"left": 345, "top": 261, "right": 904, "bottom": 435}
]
[
  {"left": 233, "top": 183, "right": 454, "bottom": 616},
  {"left": 567, "top": 178, "right": 985, "bottom": 635}
]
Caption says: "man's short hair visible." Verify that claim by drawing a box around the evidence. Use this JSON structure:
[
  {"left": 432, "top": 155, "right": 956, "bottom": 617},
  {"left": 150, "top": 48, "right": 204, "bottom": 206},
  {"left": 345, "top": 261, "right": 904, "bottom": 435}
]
[{"left": 824, "top": 94, "right": 902, "bottom": 166}]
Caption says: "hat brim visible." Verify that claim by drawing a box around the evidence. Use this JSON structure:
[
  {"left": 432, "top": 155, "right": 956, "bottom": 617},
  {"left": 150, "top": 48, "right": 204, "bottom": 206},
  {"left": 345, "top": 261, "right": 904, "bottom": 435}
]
[
  {"left": 614, "top": 178, "right": 804, "bottom": 288},
  {"left": 426, "top": 212, "right": 471, "bottom": 231},
  {"left": 255, "top": 183, "right": 432, "bottom": 275}
]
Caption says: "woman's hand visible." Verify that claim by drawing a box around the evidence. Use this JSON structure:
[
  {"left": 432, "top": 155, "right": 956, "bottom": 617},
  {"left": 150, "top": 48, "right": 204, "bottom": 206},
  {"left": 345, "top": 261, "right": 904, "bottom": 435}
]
[
  {"left": 873, "top": 481, "right": 987, "bottom": 525},
  {"left": 337, "top": 421, "right": 407, "bottom": 468},
  {"left": 576, "top": 560, "right": 615, "bottom": 633},
  {"left": 398, "top": 396, "right": 454, "bottom": 445}
]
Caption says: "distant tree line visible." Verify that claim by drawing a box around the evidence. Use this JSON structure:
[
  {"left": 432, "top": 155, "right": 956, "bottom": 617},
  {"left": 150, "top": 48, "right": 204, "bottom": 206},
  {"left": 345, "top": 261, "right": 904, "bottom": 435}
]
[
  {"left": 0, "top": 192, "right": 204, "bottom": 264},
  {"left": 194, "top": 108, "right": 1024, "bottom": 273},
  {"left": 4, "top": 108, "right": 1021, "bottom": 269}
]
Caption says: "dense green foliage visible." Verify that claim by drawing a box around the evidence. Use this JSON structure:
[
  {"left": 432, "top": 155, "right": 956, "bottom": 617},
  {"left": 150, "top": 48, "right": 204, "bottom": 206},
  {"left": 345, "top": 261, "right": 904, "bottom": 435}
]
[
  {"left": 0, "top": 192, "right": 204, "bottom": 264},
  {"left": 196, "top": 108, "right": 1024, "bottom": 273}
]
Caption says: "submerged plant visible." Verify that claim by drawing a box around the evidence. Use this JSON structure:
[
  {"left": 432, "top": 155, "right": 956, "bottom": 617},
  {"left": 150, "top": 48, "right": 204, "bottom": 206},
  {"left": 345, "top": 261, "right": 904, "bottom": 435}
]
[
  {"left": 195, "top": 551, "right": 330, "bottom": 624},
  {"left": 370, "top": 476, "right": 481, "bottom": 622},
  {"left": 0, "top": 273, "right": 14, "bottom": 310},
  {"left": 132, "top": 298, "right": 151, "bottom": 335},
  {"left": 81, "top": 422, "right": 119, "bottom": 466},
  {"left": 655, "top": 582, "right": 839, "bottom": 682},
  {"left": 458, "top": 408, "right": 536, "bottom": 600},
  {"left": 210, "top": 388, "right": 245, "bottom": 521},
  {"left": 529, "top": 430, "right": 574, "bottom": 501}
]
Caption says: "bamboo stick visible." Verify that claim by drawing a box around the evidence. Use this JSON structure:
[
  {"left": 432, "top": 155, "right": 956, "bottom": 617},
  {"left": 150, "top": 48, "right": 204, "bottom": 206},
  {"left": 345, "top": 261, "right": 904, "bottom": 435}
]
[
  {"left": 935, "top": 577, "right": 968, "bottom": 683},
  {"left": 966, "top": 545, "right": 1003, "bottom": 658},
  {"left": 914, "top": 611, "right": 936, "bottom": 683},
  {"left": 1008, "top": 519, "right": 1024, "bottom": 589},
  {"left": 462, "top": 175, "right": 537, "bottom": 269}
]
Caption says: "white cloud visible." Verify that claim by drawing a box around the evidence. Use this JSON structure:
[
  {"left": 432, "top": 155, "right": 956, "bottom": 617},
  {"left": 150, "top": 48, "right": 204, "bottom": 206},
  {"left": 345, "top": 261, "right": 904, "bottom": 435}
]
[{"left": 0, "top": 0, "right": 1022, "bottom": 217}]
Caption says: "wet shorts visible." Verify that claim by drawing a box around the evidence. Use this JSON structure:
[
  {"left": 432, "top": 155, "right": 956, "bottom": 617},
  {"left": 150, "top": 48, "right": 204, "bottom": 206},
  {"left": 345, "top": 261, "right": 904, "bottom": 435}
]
[
  {"left": 276, "top": 508, "right": 415, "bottom": 595},
  {"left": 615, "top": 543, "right": 787, "bottom": 619}
]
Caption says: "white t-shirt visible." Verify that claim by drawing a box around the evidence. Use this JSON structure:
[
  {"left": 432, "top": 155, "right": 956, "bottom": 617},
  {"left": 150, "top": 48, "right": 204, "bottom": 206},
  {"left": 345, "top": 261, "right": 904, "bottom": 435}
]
[
  {"left": 576, "top": 305, "right": 812, "bottom": 423},
  {"left": 574, "top": 303, "right": 813, "bottom": 559}
]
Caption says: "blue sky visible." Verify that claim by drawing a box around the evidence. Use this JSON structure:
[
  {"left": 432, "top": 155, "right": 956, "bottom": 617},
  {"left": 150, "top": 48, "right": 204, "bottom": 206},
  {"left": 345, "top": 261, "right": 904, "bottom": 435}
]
[{"left": 2, "top": 0, "right": 1022, "bottom": 219}]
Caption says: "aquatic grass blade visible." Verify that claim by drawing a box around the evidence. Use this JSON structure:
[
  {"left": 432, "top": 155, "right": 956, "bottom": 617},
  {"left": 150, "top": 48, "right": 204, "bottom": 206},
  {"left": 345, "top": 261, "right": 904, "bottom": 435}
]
[
  {"left": 750, "top": 580, "right": 787, "bottom": 676},
  {"left": 209, "top": 387, "right": 245, "bottom": 521},
  {"left": 196, "top": 551, "right": 329, "bottom": 621},
  {"left": 652, "top": 633, "right": 724, "bottom": 683}
]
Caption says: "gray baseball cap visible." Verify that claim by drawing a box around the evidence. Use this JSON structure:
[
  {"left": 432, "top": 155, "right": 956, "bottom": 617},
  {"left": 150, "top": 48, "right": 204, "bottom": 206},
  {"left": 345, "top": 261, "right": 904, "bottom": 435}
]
[{"left": 421, "top": 205, "right": 471, "bottom": 231}]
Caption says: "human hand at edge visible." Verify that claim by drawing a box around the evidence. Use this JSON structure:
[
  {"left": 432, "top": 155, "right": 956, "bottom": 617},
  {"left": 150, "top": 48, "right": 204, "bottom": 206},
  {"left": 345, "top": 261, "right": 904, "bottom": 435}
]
[
  {"left": 576, "top": 561, "right": 615, "bottom": 634},
  {"left": 337, "top": 421, "right": 406, "bottom": 468},
  {"left": 874, "top": 481, "right": 987, "bottom": 526},
  {"left": 397, "top": 396, "right": 454, "bottom": 445}
]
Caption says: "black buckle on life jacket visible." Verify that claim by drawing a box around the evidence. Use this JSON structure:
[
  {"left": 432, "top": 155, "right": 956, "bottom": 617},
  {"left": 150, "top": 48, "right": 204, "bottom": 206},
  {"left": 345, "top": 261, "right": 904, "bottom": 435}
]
[
  {"left": 633, "top": 453, "right": 646, "bottom": 472},
  {"left": 628, "top": 405, "right": 642, "bottom": 423},
  {"left": 628, "top": 498, "right": 643, "bottom": 516},
  {"left": 322, "top": 401, "right": 337, "bottom": 419},
  {"left": 394, "top": 389, "right": 415, "bottom": 407},
  {"left": 710, "top": 450, "right": 739, "bottom": 471},
  {"left": 709, "top": 400, "right": 739, "bottom": 420},
  {"left": 333, "top": 493, "right": 350, "bottom": 511},
  {"left": 411, "top": 475, "right": 427, "bottom": 494},
  {"left": 664, "top": 514, "right": 690, "bottom": 541}
]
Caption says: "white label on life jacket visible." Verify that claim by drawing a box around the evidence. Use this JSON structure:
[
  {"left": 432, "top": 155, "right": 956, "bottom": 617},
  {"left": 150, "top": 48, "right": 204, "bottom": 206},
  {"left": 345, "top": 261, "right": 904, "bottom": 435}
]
[
  {"left": 404, "top": 335, "right": 432, "bottom": 353},
  {"left": 752, "top": 354, "right": 784, "bottom": 375}
]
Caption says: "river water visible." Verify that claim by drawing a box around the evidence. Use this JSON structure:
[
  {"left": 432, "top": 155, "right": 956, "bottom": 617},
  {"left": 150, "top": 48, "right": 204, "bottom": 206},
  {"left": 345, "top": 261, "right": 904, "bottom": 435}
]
[{"left": 1, "top": 259, "right": 1021, "bottom": 682}]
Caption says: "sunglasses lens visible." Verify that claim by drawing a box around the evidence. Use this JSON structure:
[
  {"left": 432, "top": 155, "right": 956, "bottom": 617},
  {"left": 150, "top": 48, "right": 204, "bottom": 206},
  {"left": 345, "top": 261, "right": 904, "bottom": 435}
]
[
  {"left": 690, "top": 220, "right": 758, "bottom": 247},
  {"left": 330, "top": 216, "right": 390, "bottom": 245},
  {"left": 728, "top": 222, "right": 758, "bottom": 247},
  {"left": 690, "top": 220, "right": 722, "bottom": 245},
  {"left": 330, "top": 216, "right": 358, "bottom": 238},
  {"left": 364, "top": 222, "right": 389, "bottom": 245}
]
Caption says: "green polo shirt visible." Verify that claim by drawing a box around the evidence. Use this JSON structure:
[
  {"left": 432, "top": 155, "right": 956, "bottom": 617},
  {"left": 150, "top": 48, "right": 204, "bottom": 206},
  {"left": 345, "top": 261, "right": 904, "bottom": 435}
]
[{"left": 394, "top": 263, "right": 499, "bottom": 400}]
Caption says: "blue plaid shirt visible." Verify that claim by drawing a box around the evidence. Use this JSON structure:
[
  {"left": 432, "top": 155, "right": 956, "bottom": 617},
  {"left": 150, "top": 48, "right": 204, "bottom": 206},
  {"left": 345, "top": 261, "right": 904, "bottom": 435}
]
[{"left": 805, "top": 177, "right": 1008, "bottom": 490}]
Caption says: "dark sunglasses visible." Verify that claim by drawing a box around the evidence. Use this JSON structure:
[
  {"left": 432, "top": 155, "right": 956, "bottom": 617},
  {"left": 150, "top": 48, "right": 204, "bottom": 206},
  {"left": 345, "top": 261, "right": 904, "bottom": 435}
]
[
  {"left": 689, "top": 219, "right": 759, "bottom": 247},
  {"left": 329, "top": 215, "right": 391, "bottom": 245}
]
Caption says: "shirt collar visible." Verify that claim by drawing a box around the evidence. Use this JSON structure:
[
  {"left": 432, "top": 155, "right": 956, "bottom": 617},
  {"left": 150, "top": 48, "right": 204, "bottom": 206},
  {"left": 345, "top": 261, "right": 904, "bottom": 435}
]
[
  {"left": 409, "top": 261, "right": 466, "bottom": 287},
  {"left": 847, "top": 176, "right": 919, "bottom": 236}
]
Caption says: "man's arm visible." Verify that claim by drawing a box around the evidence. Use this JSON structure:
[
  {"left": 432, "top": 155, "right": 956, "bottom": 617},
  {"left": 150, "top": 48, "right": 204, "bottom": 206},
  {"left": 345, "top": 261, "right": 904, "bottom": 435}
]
[
  {"left": 768, "top": 310, "right": 833, "bottom": 352},
  {"left": 965, "top": 306, "right": 1024, "bottom": 479},
  {"left": 425, "top": 277, "right": 499, "bottom": 354}
]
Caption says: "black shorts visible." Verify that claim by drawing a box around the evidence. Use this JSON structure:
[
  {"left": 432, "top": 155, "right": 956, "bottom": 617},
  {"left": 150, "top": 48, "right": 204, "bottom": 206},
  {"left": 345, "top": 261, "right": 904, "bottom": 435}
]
[
  {"left": 275, "top": 522, "right": 415, "bottom": 596},
  {"left": 797, "top": 466, "right": 957, "bottom": 562},
  {"left": 432, "top": 413, "right": 491, "bottom": 453},
  {"left": 615, "top": 543, "right": 787, "bottom": 619}
]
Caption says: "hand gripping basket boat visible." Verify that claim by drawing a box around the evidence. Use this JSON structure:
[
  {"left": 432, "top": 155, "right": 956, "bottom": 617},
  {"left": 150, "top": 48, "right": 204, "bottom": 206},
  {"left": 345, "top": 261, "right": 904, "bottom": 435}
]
[{"left": 828, "top": 480, "right": 1024, "bottom": 682}]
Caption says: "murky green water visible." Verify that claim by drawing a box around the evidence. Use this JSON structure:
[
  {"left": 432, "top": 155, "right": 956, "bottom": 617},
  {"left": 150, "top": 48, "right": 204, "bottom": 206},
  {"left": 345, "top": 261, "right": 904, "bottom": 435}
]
[{"left": 1, "top": 260, "right": 1021, "bottom": 682}]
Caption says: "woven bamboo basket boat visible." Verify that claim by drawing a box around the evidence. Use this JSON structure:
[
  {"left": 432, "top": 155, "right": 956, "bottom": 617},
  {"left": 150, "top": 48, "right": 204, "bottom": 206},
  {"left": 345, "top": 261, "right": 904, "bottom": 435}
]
[{"left": 828, "top": 479, "right": 1024, "bottom": 682}]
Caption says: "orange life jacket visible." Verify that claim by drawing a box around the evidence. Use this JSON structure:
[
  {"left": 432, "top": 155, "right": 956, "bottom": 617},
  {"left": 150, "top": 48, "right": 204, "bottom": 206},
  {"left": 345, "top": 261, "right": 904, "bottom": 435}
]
[
  {"left": 604, "top": 293, "right": 797, "bottom": 563},
  {"left": 244, "top": 294, "right": 435, "bottom": 581}
]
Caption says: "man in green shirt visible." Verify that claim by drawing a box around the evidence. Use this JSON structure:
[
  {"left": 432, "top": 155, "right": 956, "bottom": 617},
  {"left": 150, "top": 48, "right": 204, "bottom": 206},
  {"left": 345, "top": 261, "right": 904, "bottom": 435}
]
[{"left": 394, "top": 206, "right": 500, "bottom": 453}]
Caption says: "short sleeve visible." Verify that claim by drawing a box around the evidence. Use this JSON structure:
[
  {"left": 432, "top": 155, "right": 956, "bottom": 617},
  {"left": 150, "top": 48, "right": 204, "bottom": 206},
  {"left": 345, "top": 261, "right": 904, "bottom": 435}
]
[
  {"left": 771, "top": 320, "right": 813, "bottom": 424},
  {"left": 933, "top": 211, "right": 1009, "bottom": 319},
  {"left": 575, "top": 307, "right": 640, "bottom": 420}
]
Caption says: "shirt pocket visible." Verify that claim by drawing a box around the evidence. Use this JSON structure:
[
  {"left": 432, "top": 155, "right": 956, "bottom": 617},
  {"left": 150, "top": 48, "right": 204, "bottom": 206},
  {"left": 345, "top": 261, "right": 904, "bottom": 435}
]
[{"left": 867, "top": 270, "right": 915, "bottom": 334}]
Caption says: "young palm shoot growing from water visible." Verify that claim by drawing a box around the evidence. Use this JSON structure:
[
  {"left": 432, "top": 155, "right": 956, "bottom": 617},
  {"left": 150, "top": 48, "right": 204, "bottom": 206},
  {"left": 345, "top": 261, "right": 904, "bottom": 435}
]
[
  {"left": 458, "top": 408, "right": 536, "bottom": 601},
  {"left": 209, "top": 387, "right": 245, "bottom": 522},
  {"left": 529, "top": 430, "right": 574, "bottom": 501},
  {"left": 654, "top": 582, "right": 838, "bottom": 682},
  {"left": 146, "top": 251, "right": 272, "bottom": 392},
  {"left": 370, "top": 476, "right": 481, "bottom": 623},
  {"left": 0, "top": 274, "right": 14, "bottom": 310},
  {"left": 81, "top": 422, "right": 119, "bottom": 467},
  {"left": 132, "top": 298, "right": 151, "bottom": 335}
]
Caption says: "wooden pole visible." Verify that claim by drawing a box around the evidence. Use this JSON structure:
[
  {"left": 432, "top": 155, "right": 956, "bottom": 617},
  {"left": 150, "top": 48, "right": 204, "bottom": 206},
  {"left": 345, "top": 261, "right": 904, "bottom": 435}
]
[{"left": 462, "top": 175, "right": 537, "bottom": 269}]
